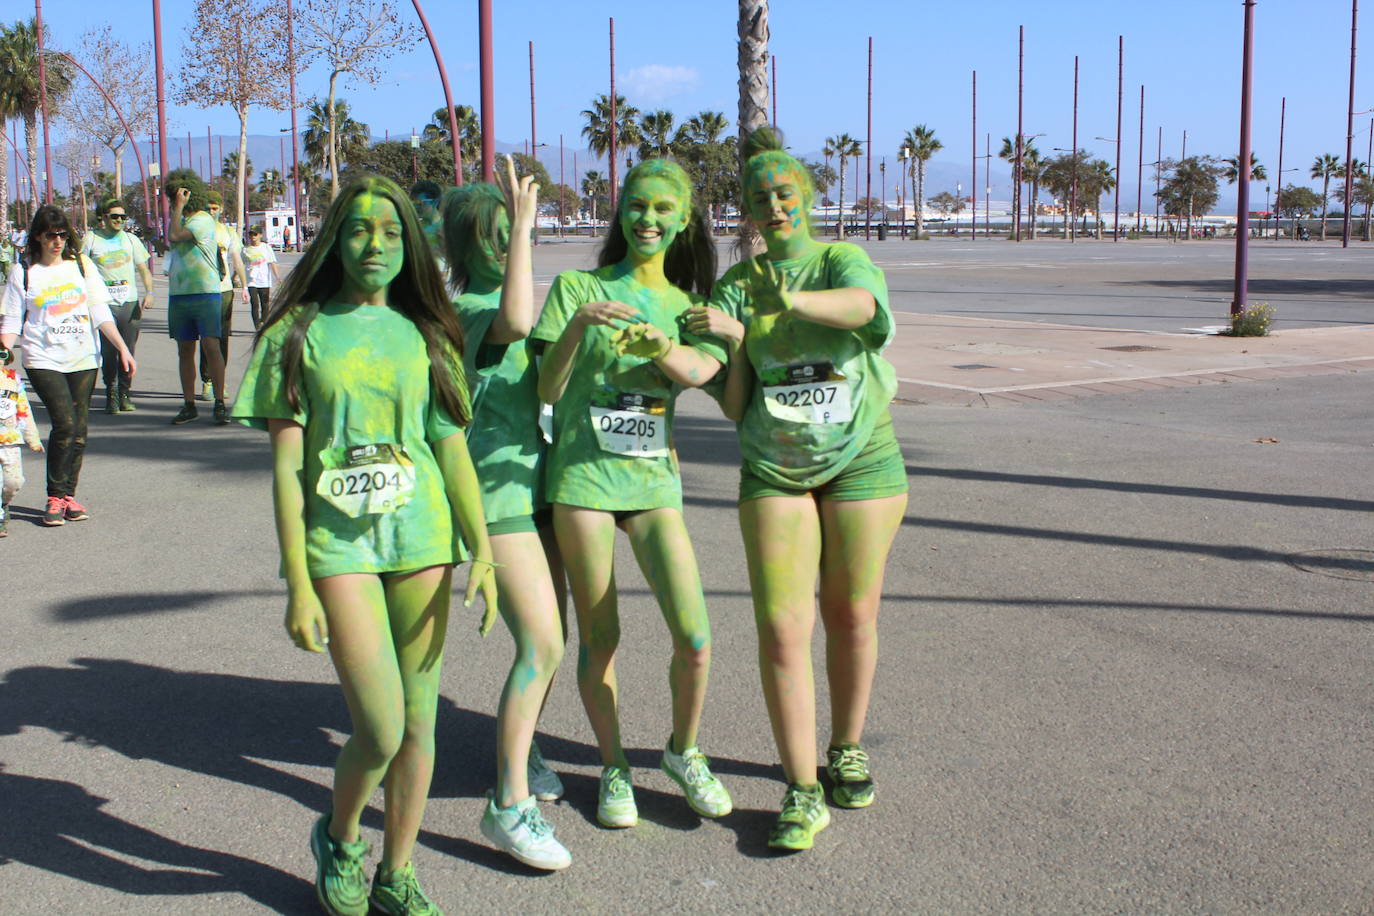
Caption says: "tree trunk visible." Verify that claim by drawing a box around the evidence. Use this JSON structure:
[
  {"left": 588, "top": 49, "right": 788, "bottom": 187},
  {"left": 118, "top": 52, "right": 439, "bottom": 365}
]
[
  {"left": 327, "top": 71, "right": 341, "bottom": 201},
  {"left": 113, "top": 143, "right": 124, "bottom": 199},
  {"left": 908, "top": 165, "right": 916, "bottom": 239},
  {"left": 915, "top": 160, "right": 926, "bottom": 239},
  {"left": 1320, "top": 176, "right": 1330, "bottom": 240},
  {"left": 0, "top": 137, "right": 7, "bottom": 230},
  {"left": 736, "top": 0, "right": 768, "bottom": 254},
  {"left": 837, "top": 155, "right": 846, "bottom": 239},
  {"left": 24, "top": 113, "right": 40, "bottom": 206},
  {"left": 1030, "top": 181, "right": 1039, "bottom": 238},
  {"left": 237, "top": 108, "right": 250, "bottom": 235}
]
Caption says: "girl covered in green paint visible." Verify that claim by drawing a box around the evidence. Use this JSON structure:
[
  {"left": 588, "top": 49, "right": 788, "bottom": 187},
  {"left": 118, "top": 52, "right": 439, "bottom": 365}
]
[
  {"left": 533, "top": 159, "right": 733, "bottom": 829},
  {"left": 441, "top": 158, "right": 571, "bottom": 871},
  {"left": 232, "top": 175, "right": 497, "bottom": 916},
  {"left": 687, "top": 127, "right": 908, "bottom": 852}
]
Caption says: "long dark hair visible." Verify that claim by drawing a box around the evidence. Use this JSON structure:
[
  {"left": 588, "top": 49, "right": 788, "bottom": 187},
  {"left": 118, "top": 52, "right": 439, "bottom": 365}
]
[
  {"left": 25, "top": 205, "right": 80, "bottom": 264},
  {"left": 253, "top": 174, "right": 470, "bottom": 425},
  {"left": 441, "top": 183, "right": 506, "bottom": 294},
  {"left": 596, "top": 159, "right": 715, "bottom": 296}
]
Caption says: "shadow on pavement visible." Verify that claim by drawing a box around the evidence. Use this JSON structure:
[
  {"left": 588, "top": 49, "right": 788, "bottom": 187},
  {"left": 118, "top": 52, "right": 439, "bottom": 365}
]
[
  {"left": 49, "top": 589, "right": 282, "bottom": 622},
  {"left": 1123, "top": 276, "right": 1374, "bottom": 301},
  {"left": 0, "top": 765, "right": 311, "bottom": 911}
]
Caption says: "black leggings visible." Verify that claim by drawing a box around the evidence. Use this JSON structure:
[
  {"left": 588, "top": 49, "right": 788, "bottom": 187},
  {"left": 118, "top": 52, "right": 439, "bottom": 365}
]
[
  {"left": 101, "top": 300, "right": 142, "bottom": 389},
  {"left": 25, "top": 367, "right": 96, "bottom": 498},
  {"left": 248, "top": 287, "right": 270, "bottom": 327}
]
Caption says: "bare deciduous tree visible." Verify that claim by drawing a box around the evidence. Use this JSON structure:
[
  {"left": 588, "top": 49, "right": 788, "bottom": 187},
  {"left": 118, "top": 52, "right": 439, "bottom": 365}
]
[
  {"left": 174, "top": 0, "right": 292, "bottom": 231},
  {"left": 67, "top": 26, "right": 156, "bottom": 195},
  {"left": 296, "top": 0, "right": 419, "bottom": 199}
]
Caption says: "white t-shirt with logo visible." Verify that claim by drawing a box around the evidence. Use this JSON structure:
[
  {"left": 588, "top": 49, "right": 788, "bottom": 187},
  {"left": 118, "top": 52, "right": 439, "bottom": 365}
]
[
  {"left": 242, "top": 242, "right": 277, "bottom": 288},
  {"left": 0, "top": 258, "right": 114, "bottom": 372}
]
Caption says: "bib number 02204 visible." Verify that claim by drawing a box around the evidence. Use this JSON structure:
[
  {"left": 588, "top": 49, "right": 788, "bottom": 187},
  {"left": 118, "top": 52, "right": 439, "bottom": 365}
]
[
  {"left": 761, "top": 361, "right": 853, "bottom": 425},
  {"left": 316, "top": 443, "right": 417, "bottom": 516},
  {"left": 589, "top": 390, "right": 668, "bottom": 457}
]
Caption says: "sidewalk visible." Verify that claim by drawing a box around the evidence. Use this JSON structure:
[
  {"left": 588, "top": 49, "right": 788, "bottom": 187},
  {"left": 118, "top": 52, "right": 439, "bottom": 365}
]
[{"left": 888, "top": 312, "right": 1374, "bottom": 407}]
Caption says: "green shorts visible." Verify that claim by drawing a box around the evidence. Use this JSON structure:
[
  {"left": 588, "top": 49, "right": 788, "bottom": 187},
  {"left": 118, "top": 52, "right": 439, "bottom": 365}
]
[
  {"left": 739, "top": 414, "right": 909, "bottom": 503},
  {"left": 487, "top": 507, "right": 552, "bottom": 536}
]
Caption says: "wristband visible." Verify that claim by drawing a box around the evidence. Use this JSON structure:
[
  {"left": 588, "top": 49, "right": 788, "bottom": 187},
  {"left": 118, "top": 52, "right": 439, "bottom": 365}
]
[{"left": 0, "top": 346, "right": 10, "bottom": 365}]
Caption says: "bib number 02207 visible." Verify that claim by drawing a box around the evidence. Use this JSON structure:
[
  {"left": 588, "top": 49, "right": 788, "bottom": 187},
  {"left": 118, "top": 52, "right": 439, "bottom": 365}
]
[
  {"left": 589, "top": 390, "right": 668, "bottom": 457},
  {"left": 316, "top": 443, "right": 417, "bottom": 517},
  {"left": 761, "top": 361, "right": 853, "bottom": 425}
]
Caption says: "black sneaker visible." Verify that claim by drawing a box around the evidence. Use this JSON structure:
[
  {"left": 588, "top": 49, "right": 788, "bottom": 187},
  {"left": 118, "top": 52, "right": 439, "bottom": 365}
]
[
  {"left": 213, "top": 400, "right": 229, "bottom": 425},
  {"left": 172, "top": 403, "right": 199, "bottom": 425},
  {"left": 104, "top": 386, "right": 118, "bottom": 415},
  {"left": 118, "top": 385, "right": 136, "bottom": 412}
]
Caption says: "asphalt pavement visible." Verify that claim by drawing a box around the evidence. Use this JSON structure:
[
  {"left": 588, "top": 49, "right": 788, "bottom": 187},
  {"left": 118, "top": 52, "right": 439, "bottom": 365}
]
[{"left": 2, "top": 238, "right": 1372, "bottom": 913}]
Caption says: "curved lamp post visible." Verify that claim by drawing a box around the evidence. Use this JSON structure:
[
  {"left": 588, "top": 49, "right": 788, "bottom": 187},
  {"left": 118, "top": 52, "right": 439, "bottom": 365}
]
[{"left": 410, "top": 0, "right": 463, "bottom": 184}]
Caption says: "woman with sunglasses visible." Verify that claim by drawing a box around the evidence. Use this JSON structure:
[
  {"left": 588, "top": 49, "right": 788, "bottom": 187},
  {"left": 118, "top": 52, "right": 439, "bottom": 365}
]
[
  {"left": 0, "top": 206, "right": 137, "bottom": 526},
  {"left": 82, "top": 198, "right": 154, "bottom": 413}
]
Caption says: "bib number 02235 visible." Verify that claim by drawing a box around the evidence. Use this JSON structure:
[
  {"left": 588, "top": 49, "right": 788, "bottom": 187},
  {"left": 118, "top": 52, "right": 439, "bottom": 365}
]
[
  {"left": 589, "top": 390, "right": 668, "bottom": 457},
  {"left": 316, "top": 443, "right": 417, "bottom": 517},
  {"left": 761, "top": 361, "right": 853, "bottom": 425}
]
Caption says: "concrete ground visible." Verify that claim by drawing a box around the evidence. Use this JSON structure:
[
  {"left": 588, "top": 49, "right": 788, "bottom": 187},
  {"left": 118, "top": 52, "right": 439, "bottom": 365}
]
[{"left": 2, "top": 238, "right": 1372, "bottom": 913}]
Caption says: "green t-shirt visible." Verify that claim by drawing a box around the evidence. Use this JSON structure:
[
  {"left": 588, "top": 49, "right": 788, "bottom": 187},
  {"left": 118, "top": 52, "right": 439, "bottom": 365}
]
[
  {"left": 168, "top": 211, "right": 221, "bottom": 295},
  {"left": 455, "top": 288, "right": 547, "bottom": 525},
  {"left": 81, "top": 230, "right": 149, "bottom": 303},
  {"left": 230, "top": 302, "right": 468, "bottom": 578},
  {"left": 711, "top": 242, "right": 896, "bottom": 490},
  {"left": 530, "top": 266, "right": 726, "bottom": 511}
]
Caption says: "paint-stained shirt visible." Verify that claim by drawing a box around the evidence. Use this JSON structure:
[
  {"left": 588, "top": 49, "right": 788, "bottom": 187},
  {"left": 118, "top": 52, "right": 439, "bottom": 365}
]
[
  {"left": 0, "top": 258, "right": 114, "bottom": 373},
  {"left": 243, "top": 242, "right": 277, "bottom": 288},
  {"left": 455, "top": 288, "right": 547, "bottom": 526},
  {"left": 0, "top": 367, "right": 42, "bottom": 449},
  {"left": 230, "top": 302, "right": 469, "bottom": 579},
  {"left": 531, "top": 266, "right": 725, "bottom": 511},
  {"left": 711, "top": 242, "right": 896, "bottom": 490},
  {"left": 81, "top": 230, "right": 149, "bottom": 303},
  {"left": 216, "top": 222, "right": 242, "bottom": 292},
  {"left": 168, "top": 211, "right": 221, "bottom": 295}
]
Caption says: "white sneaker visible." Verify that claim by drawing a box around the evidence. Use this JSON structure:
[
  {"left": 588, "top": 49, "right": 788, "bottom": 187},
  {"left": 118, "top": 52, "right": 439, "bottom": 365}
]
[
  {"left": 660, "top": 739, "right": 733, "bottom": 817},
  {"left": 528, "top": 740, "right": 564, "bottom": 801},
  {"left": 597, "top": 765, "right": 637, "bottom": 828},
  {"left": 479, "top": 793, "right": 571, "bottom": 871}
]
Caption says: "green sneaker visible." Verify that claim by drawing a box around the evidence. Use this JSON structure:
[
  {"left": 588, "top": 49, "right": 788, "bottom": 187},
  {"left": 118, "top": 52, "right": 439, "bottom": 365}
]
[
  {"left": 479, "top": 792, "right": 571, "bottom": 870},
  {"left": 309, "top": 814, "right": 369, "bottom": 916},
  {"left": 660, "top": 738, "right": 732, "bottom": 817},
  {"left": 596, "top": 765, "right": 637, "bottom": 828},
  {"left": 118, "top": 385, "right": 136, "bottom": 412},
  {"left": 767, "top": 783, "right": 830, "bottom": 852},
  {"left": 527, "top": 739, "right": 564, "bottom": 801},
  {"left": 171, "top": 402, "right": 198, "bottom": 425},
  {"left": 104, "top": 386, "right": 118, "bottom": 415},
  {"left": 825, "top": 743, "right": 875, "bottom": 808},
  {"left": 369, "top": 861, "right": 443, "bottom": 916}
]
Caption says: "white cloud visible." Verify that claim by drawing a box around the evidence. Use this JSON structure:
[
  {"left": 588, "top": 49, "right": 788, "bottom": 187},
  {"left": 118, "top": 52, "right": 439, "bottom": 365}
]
[{"left": 622, "top": 65, "right": 700, "bottom": 105}]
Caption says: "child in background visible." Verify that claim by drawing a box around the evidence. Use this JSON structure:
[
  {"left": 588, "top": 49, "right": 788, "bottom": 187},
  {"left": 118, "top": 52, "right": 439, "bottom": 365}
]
[
  {"left": 0, "top": 346, "right": 45, "bottom": 536},
  {"left": 242, "top": 227, "right": 280, "bottom": 329}
]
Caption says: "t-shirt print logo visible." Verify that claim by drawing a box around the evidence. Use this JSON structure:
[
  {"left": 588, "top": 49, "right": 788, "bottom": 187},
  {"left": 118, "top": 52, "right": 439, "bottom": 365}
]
[{"left": 36, "top": 282, "right": 85, "bottom": 317}]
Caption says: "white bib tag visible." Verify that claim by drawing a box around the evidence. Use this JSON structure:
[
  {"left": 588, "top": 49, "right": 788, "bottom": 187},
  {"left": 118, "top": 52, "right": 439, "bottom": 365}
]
[
  {"left": 316, "top": 443, "right": 416, "bottom": 516},
  {"left": 761, "top": 362, "right": 853, "bottom": 425},
  {"left": 0, "top": 392, "right": 17, "bottom": 422},
  {"left": 106, "top": 280, "right": 131, "bottom": 302},
  {"left": 589, "top": 391, "right": 668, "bottom": 457}
]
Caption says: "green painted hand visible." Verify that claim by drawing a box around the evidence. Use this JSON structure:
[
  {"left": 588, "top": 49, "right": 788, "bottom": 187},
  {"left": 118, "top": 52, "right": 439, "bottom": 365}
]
[
  {"left": 285, "top": 587, "right": 329, "bottom": 653},
  {"left": 466, "top": 558, "right": 501, "bottom": 636},
  {"left": 611, "top": 322, "right": 672, "bottom": 360},
  {"left": 740, "top": 257, "right": 795, "bottom": 315}
]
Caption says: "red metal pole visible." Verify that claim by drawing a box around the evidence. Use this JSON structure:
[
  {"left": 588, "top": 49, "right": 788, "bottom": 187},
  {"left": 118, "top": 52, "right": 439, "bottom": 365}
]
[
  {"left": 771, "top": 55, "right": 777, "bottom": 125},
  {"left": 414, "top": 0, "right": 464, "bottom": 185},
  {"left": 971, "top": 70, "right": 977, "bottom": 240},
  {"left": 1070, "top": 55, "right": 1078, "bottom": 243},
  {"left": 1015, "top": 25, "right": 1024, "bottom": 241},
  {"left": 984, "top": 132, "right": 990, "bottom": 236},
  {"left": 1155, "top": 126, "right": 1162, "bottom": 231},
  {"left": 1137, "top": 85, "right": 1145, "bottom": 232},
  {"left": 286, "top": 0, "right": 304, "bottom": 246},
  {"left": 1343, "top": 0, "right": 1359, "bottom": 247},
  {"left": 187, "top": 130, "right": 193, "bottom": 177},
  {"left": 153, "top": 0, "right": 170, "bottom": 243},
  {"left": 529, "top": 39, "right": 539, "bottom": 245},
  {"left": 865, "top": 36, "right": 872, "bottom": 240},
  {"left": 1114, "top": 36, "right": 1122, "bottom": 241},
  {"left": 559, "top": 132, "right": 564, "bottom": 238},
  {"left": 609, "top": 17, "right": 617, "bottom": 218},
  {"left": 1275, "top": 97, "right": 1285, "bottom": 240},
  {"left": 1233, "top": 0, "right": 1256, "bottom": 313},
  {"left": 35, "top": 0, "right": 54, "bottom": 203}
]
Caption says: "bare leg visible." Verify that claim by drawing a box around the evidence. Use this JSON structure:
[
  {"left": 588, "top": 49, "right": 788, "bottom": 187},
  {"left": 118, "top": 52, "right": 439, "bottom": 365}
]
[
  {"left": 491, "top": 530, "right": 565, "bottom": 808},
  {"left": 200, "top": 336, "right": 227, "bottom": 400},
  {"left": 622, "top": 507, "right": 711, "bottom": 752},
  {"left": 739, "top": 495, "right": 823, "bottom": 785},
  {"left": 177, "top": 340, "right": 199, "bottom": 402},
  {"left": 553, "top": 504, "right": 625, "bottom": 767},
  {"left": 817, "top": 494, "right": 907, "bottom": 745}
]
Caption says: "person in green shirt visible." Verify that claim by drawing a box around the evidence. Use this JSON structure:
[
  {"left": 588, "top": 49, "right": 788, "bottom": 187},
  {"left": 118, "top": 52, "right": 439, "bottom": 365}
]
[
  {"left": 533, "top": 159, "right": 733, "bottom": 831},
  {"left": 687, "top": 127, "right": 909, "bottom": 853},
  {"left": 230, "top": 174, "right": 497, "bottom": 916},
  {"left": 83, "top": 197, "right": 154, "bottom": 414},
  {"left": 163, "top": 169, "right": 229, "bottom": 426},
  {"left": 439, "top": 159, "right": 570, "bottom": 872}
]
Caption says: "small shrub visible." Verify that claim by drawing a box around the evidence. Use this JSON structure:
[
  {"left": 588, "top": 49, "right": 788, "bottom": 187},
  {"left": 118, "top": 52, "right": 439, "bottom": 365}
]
[{"left": 1224, "top": 301, "right": 1274, "bottom": 337}]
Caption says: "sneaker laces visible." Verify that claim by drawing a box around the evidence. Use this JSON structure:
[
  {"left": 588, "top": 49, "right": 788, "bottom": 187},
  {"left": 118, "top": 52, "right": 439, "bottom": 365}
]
[
  {"left": 830, "top": 746, "right": 870, "bottom": 781},
  {"left": 679, "top": 749, "right": 714, "bottom": 787},
  {"left": 779, "top": 785, "right": 817, "bottom": 819},
  {"left": 603, "top": 767, "right": 631, "bottom": 798},
  {"left": 518, "top": 804, "right": 554, "bottom": 840},
  {"left": 64, "top": 496, "right": 86, "bottom": 513}
]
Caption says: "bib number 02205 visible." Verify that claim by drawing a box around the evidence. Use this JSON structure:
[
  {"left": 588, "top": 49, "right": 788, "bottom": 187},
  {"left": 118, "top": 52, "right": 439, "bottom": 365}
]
[
  {"left": 761, "top": 361, "right": 853, "bottom": 425},
  {"left": 589, "top": 390, "right": 668, "bottom": 457},
  {"left": 316, "top": 443, "right": 417, "bottom": 517}
]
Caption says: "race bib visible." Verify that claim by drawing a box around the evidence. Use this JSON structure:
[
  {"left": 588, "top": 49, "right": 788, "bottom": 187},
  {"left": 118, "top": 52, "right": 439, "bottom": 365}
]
[
  {"left": 761, "top": 362, "right": 853, "bottom": 425},
  {"left": 316, "top": 443, "right": 416, "bottom": 517},
  {"left": 589, "top": 390, "right": 668, "bottom": 457},
  {"left": 106, "top": 280, "right": 131, "bottom": 303},
  {"left": 0, "top": 391, "right": 17, "bottom": 422}
]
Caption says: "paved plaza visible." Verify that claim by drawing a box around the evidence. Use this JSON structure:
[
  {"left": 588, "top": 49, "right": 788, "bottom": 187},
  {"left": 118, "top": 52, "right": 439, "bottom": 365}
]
[{"left": 3, "top": 238, "right": 1372, "bottom": 913}]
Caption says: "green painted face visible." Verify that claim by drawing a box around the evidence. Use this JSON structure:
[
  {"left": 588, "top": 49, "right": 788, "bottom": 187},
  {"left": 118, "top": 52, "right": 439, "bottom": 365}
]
[
  {"left": 619, "top": 175, "right": 688, "bottom": 260},
  {"left": 465, "top": 208, "right": 510, "bottom": 287},
  {"left": 338, "top": 192, "right": 404, "bottom": 297},
  {"left": 207, "top": 204, "right": 223, "bottom": 222},
  {"left": 745, "top": 162, "right": 809, "bottom": 248}
]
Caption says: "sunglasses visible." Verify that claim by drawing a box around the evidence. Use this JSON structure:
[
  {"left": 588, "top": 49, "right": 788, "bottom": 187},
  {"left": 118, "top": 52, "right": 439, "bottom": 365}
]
[
  {"left": 43, "top": 231, "right": 68, "bottom": 241},
  {"left": 106, "top": 213, "right": 127, "bottom": 221}
]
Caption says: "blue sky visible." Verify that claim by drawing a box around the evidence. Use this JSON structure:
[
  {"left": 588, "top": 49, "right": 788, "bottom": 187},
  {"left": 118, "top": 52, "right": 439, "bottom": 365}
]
[{"left": 26, "top": 0, "right": 1374, "bottom": 206}]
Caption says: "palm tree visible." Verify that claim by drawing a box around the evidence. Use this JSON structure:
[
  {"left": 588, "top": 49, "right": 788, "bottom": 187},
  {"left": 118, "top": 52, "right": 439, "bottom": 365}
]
[
  {"left": 681, "top": 110, "right": 728, "bottom": 144},
  {"left": 424, "top": 104, "right": 479, "bottom": 171},
  {"left": 825, "top": 133, "right": 861, "bottom": 238},
  {"left": 581, "top": 94, "right": 642, "bottom": 171},
  {"left": 1082, "top": 158, "right": 1116, "bottom": 239},
  {"left": 639, "top": 109, "right": 676, "bottom": 161},
  {"left": 303, "top": 98, "right": 369, "bottom": 188},
  {"left": 0, "top": 19, "right": 74, "bottom": 210},
  {"left": 222, "top": 151, "right": 253, "bottom": 181},
  {"left": 581, "top": 169, "right": 609, "bottom": 225},
  {"left": 257, "top": 168, "right": 285, "bottom": 200},
  {"left": 1020, "top": 147, "right": 1047, "bottom": 238},
  {"left": 1311, "top": 153, "right": 1342, "bottom": 240},
  {"left": 998, "top": 134, "right": 1034, "bottom": 237},
  {"left": 899, "top": 125, "right": 942, "bottom": 239},
  {"left": 1223, "top": 152, "right": 1267, "bottom": 184}
]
